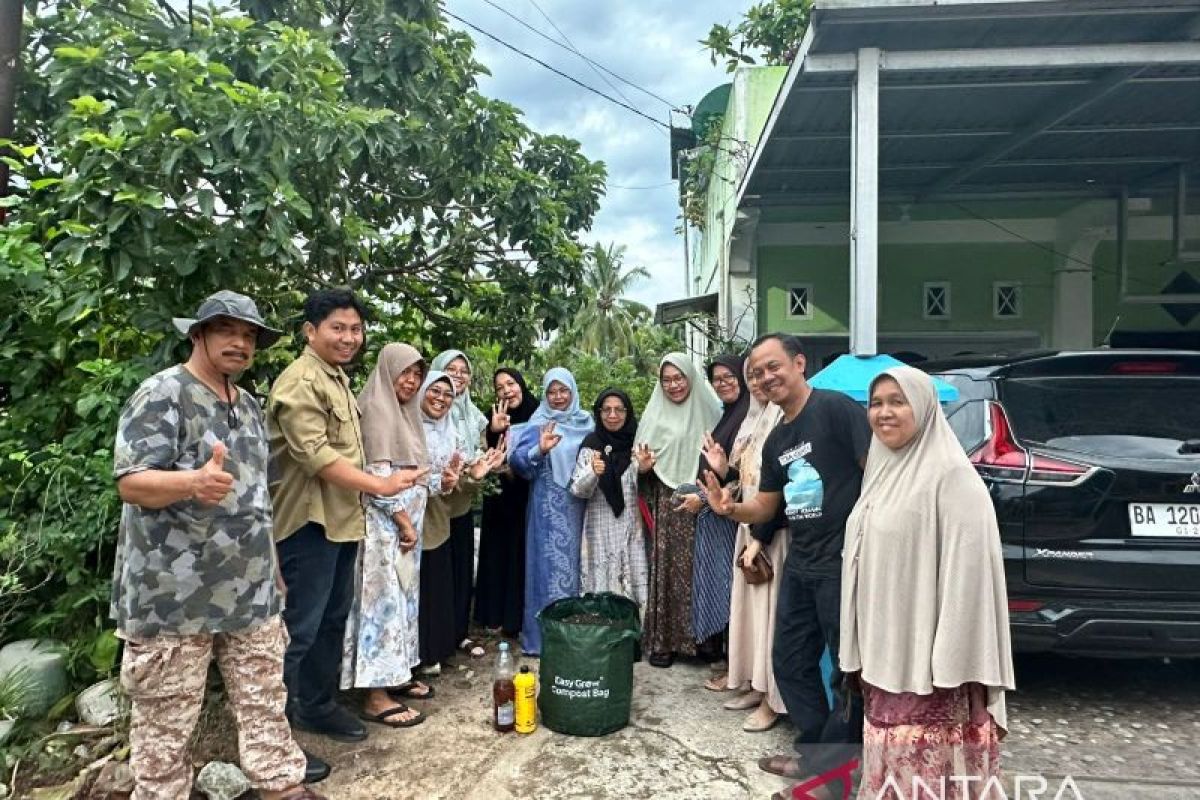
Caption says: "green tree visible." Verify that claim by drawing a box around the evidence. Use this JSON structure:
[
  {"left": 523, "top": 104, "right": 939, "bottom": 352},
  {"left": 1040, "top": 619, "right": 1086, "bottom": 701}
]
[
  {"left": 565, "top": 242, "right": 651, "bottom": 357},
  {"left": 701, "top": 0, "right": 811, "bottom": 72},
  {"left": 0, "top": 0, "right": 603, "bottom": 678}
]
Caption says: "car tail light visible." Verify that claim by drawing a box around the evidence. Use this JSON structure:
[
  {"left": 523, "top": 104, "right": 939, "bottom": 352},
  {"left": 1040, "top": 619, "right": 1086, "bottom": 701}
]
[
  {"left": 1008, "top": 599, "right": 1044, "bottom": 613},
  {"left": 970, "top": 401, "right": 1094, "bottom": 486},
  {"left": 1111, "top": 361, "right": 1179, "bottom": 374},
  {"left": 970, "top": 402, "right": 1027, "bottom": 482},
  {"left": 1027, "top": 452, "right": 1091, "bottom": 484}
]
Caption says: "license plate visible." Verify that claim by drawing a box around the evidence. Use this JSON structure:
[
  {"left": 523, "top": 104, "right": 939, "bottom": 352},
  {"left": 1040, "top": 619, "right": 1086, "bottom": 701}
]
[{"left": 1128, "top": 503, "right": 1200, "bottom": 537}]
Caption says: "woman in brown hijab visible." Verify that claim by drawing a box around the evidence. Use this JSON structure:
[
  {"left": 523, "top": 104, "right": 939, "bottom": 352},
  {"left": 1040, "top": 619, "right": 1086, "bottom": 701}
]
[
  {"left": 341, "top": 344, "right": 432, "bottom": 728},
  {"left": 841, "top": 366, "right": 1015, "bottom": 799}
]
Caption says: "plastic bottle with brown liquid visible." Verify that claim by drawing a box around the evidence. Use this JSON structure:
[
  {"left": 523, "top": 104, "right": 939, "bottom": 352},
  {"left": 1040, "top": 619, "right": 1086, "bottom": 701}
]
[{"left": 492, "top": 641, "right": 515, "bottom": 732}]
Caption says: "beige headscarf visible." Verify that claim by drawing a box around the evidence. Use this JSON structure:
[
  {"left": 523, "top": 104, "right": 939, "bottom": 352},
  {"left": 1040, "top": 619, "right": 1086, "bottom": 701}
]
[
  {"left": 840, "top": 366, "right": 1015, "bottom": 731},
  {"left": 357, "top": 343, "right": 428, "bottom": 467}
]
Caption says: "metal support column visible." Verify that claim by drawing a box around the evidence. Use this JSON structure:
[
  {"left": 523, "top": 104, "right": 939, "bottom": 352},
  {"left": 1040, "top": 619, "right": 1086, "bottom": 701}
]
[{"left": 850, "top": 47, "right": 880, "bottom": 356}]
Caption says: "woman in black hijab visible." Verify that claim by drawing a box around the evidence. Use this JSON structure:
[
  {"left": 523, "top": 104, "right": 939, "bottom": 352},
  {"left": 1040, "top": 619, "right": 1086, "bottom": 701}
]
[
  {"left": 693, "top": 353, "right": 750, "bottom": 688},
  {"left": 568, "top": 389, "right": 650, "bottom": 611},
  {"left": 474, "top": 368, "right": 540, "bottom": 636}
]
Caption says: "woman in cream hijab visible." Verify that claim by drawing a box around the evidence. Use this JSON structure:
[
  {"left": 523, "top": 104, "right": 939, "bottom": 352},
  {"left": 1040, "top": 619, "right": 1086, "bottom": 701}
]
[
  {"left": 722, "top": 364, "right": 788, "bottom": 732},
  {"left": 635, "top": 352, "right": 722, "bottom": 667},
  {"left": 842, "top": 366, "right": 1015, "bottom": 797}
]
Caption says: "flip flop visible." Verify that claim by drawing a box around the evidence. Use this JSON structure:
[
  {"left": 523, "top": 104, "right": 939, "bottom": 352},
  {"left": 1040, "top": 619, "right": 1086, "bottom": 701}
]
[
  {"left": 360, "top": 704, "right": 426, "bottom": 728},
  {"left": 388, "top": 681, "right": 436, "bottom": 700},
  {"left": 459, "top": 638, "right": 487, "bottom": 658}
]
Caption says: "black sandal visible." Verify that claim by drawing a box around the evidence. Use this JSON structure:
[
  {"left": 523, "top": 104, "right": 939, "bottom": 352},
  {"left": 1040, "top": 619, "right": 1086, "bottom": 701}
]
[
  {"left": 388, "top": 681, "right": 436, "bottom": 700},
  {"left": 359, "top": 704, "right": 426, "bottom": 728},
  {"left": 648, "top": 652, "right": 674, "bottom": 668}
]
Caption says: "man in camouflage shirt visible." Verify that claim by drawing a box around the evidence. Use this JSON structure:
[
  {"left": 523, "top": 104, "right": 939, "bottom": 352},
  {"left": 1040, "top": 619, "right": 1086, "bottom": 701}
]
[{"left": 113, "top": 291, "right": 324, "bottom": 800}]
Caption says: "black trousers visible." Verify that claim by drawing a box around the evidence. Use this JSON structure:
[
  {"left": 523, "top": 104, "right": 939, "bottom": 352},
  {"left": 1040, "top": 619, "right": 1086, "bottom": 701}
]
[
  {"left": 772, "top": 565, "right": 863, "bottom": 775},
  {"left": 278, "top": 522, "right": 357, "bottom": 717},
  {"left": 448, "top": 511, "right": 475, "bottom": 645}
]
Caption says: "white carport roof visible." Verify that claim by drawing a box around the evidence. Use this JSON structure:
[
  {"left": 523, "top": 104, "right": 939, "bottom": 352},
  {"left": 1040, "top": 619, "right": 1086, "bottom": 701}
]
[{"left": 737, "top": 0, "right": 1200, "bottom": 207}]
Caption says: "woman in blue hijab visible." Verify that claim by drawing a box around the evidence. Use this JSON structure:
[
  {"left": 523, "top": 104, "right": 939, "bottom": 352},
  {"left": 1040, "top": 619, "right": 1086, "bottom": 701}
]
[{"left": 509, "top": 368, "right": 595, "bottom": 655}]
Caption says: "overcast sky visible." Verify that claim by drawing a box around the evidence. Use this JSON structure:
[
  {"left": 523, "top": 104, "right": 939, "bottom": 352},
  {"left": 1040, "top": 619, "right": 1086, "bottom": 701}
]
[{"left": 444, "top": 0, "right": 757, "bottom": 308}]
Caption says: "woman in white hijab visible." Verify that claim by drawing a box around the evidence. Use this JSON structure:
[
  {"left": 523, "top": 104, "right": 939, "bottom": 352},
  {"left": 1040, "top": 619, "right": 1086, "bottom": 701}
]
[
  {"left": 842, "top": 366, "right": 1015, "bottom": 798},
  {"left": 635, "top": 353, "right": 722, "bottom": 668},
  {"left": 430, "top": 349, "right": 490, "bottom": 657}
]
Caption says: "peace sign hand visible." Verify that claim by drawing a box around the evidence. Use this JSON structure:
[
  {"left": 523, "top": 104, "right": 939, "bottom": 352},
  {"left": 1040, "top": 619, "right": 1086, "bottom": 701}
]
[
  {"left": 700, "top": 431, "right": 728, "bottom": 477},
  {"left": 539, "top": 421, "right": 562, "bottom": 454},
  {"left": 634, "top": 443, "right": 656, "bottom": 474},
  {"left": 490, "top": 402, "right": 511, "bottom": 433}
]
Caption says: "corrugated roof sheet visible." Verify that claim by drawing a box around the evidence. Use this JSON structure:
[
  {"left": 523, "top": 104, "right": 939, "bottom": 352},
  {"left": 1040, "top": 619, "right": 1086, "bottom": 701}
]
[{"left": 740, "top": 0, "right": 1200, "bottom": 206}]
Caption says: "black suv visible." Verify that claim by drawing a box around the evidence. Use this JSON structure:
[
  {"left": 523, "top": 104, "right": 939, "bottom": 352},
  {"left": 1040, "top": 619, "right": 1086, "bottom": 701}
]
[{"left": 919, "top": 350, "right": 1200, "bottom": 658}]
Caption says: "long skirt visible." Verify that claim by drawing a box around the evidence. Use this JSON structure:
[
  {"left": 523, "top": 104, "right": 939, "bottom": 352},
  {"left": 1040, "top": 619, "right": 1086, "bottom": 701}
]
[
  {"left": 642, "top": 475, "right": 699, "bottom": 656},
  {"left": 449, "top": 511, "right": 475, "bottom": 645},
  {"left": 519, "top": 470, "right": 584, "bottom": 655},
  {"left": 418, "top": 542, "right": 457, "bottom": 666},
  {"left": 341, "top": 482, "right": 426, "bottom": 689},
  {"left": 726, "top": 523, "right": 788, "bottom": 712},
  {"left": 692, "top": 505, "right": 737, "bottom": 642},
  {"left": 859, "top": 683, "right": 1002, "bottom": 800},
  {"left": 474, "top": 475, "right": 529, "bottom": 634}
]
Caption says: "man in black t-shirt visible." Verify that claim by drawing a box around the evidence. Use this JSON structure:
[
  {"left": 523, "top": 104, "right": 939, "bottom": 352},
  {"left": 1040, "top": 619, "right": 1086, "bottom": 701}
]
[{"left": 704, "top": 333, "right": 870, "bottom": 797}]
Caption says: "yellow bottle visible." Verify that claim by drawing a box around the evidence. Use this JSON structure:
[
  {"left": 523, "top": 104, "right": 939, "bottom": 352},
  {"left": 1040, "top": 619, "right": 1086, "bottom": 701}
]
[{"left": 514, "top": 665, "right": 537, "bottom": 734}]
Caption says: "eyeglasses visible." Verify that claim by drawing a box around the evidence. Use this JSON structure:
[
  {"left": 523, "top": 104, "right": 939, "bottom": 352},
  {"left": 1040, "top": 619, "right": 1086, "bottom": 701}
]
[
  {"left": 227, "top": 406, "right": 240, "bottom": 430},
  {"left": 711, "top": 374, "right": 738, "bottom": 386},
  {"left": 426, "top": 388, "right": 454, "bottom": 400},
  {"left": 444, "top": 367, "right": 470, "bottom": 377},
  {"left": 600, "top": 407, "right": 627, "bottom": 417},
  {"left": 660, "top": 376, "right": 688, "bottom": 388}
]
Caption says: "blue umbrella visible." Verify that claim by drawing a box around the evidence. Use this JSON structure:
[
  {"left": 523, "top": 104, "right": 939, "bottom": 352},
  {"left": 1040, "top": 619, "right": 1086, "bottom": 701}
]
[{"left": 810, "top": 353, "right": 959, "bottom": 403}]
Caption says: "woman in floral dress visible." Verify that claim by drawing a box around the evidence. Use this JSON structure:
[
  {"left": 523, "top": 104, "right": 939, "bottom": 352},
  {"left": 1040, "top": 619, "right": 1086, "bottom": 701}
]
[{"left": 342, "top": 343, "right": 432, "bottom": 727}]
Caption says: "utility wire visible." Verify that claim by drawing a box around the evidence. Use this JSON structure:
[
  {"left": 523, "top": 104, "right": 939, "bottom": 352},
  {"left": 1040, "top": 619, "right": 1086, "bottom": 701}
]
[
  {"left": 478, "top": 0, "right": 682, "bottom": 113},
  {"left": 444, "top": 10, "right": 672, "bottom": 131},
  {"left": 522, "top": 0, "right": 658, "bottom": 137}
]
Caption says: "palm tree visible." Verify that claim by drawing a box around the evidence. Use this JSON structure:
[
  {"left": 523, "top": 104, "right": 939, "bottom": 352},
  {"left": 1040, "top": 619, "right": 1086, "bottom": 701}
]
[{"left": 568, "top": 243, "right": 651, "bottom": 357}]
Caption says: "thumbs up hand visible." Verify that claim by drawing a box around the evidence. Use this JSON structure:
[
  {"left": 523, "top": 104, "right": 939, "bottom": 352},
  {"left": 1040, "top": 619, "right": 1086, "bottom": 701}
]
[{"left": 192, "top": 442, "right": 234, "bottom": 506}]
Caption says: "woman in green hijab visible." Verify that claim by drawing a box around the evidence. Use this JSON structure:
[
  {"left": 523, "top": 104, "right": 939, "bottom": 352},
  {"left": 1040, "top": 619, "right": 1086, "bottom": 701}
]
[{"left": 634, "top": 353, "right": 722, "bottom": 667}]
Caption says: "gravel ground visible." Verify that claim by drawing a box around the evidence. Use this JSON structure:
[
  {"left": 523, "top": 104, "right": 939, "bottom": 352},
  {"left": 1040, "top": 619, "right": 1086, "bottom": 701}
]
[{"left": 294, "top": 649, "right": 1200, "bottom": 799}]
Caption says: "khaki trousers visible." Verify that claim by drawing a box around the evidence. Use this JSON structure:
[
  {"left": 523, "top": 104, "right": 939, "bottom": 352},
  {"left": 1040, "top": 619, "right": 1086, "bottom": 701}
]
[{"left": 120, "top": 615, "right": 305, "bottom": 800}]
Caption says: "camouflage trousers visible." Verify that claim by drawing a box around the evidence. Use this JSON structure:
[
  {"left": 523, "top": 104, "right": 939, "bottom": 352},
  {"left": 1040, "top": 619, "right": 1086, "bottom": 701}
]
[{"left": 120, "top": 615, "right": 306, "bottom": 800}]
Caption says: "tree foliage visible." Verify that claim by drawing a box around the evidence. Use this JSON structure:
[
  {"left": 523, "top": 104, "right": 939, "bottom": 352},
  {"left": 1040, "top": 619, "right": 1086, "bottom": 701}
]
[
  {"left": 701, "top": 0, "right": 811, "bottom": 72},
  {"left": 560, "top": 243, "right": 651, "bottom": 357},
  {"left": 0, "top": 0, "right": 604, "bottom": 676}
]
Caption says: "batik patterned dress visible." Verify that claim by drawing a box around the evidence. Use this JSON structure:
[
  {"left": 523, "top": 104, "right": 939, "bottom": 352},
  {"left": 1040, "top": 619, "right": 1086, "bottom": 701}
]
[{"left": 511, "top": 433, "right": 586, "bottom": 655}]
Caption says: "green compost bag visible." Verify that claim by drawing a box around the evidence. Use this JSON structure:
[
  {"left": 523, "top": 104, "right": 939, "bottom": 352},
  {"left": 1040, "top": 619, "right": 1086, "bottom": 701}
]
[{"left": 537, "top": 592, "right": 642, "bottom": 736}]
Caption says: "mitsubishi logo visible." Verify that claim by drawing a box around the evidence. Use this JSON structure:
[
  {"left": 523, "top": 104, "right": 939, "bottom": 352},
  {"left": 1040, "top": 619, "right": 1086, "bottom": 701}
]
[{"left": 1185, "top": 473, "right": 1200, "bottom": 494}]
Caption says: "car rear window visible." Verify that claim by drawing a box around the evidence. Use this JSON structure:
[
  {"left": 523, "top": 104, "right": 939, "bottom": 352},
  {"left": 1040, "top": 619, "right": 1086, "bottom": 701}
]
[{"left": 1001, "top": 376, "right": 1200, "bottom": 455}]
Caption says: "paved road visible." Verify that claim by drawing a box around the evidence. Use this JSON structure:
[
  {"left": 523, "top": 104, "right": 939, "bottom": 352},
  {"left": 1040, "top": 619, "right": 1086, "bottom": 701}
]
[
  {"left": 1001, "top": 653, "right": 1200, "bottom": 799},
  {"left": 303, "top": 651, "right": 1200, "bottom": 799}
]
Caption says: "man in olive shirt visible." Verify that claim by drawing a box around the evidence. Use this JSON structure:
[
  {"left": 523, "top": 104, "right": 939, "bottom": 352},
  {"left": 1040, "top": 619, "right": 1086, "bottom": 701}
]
[{"left": 268, "top": 290, "right": 425, "bottom": 758}]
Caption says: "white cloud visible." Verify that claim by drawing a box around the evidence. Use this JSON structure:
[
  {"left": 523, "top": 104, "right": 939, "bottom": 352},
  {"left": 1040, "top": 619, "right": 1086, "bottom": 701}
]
[{"left": 447, "top": 0, "right": 757, "bottom": 308}]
